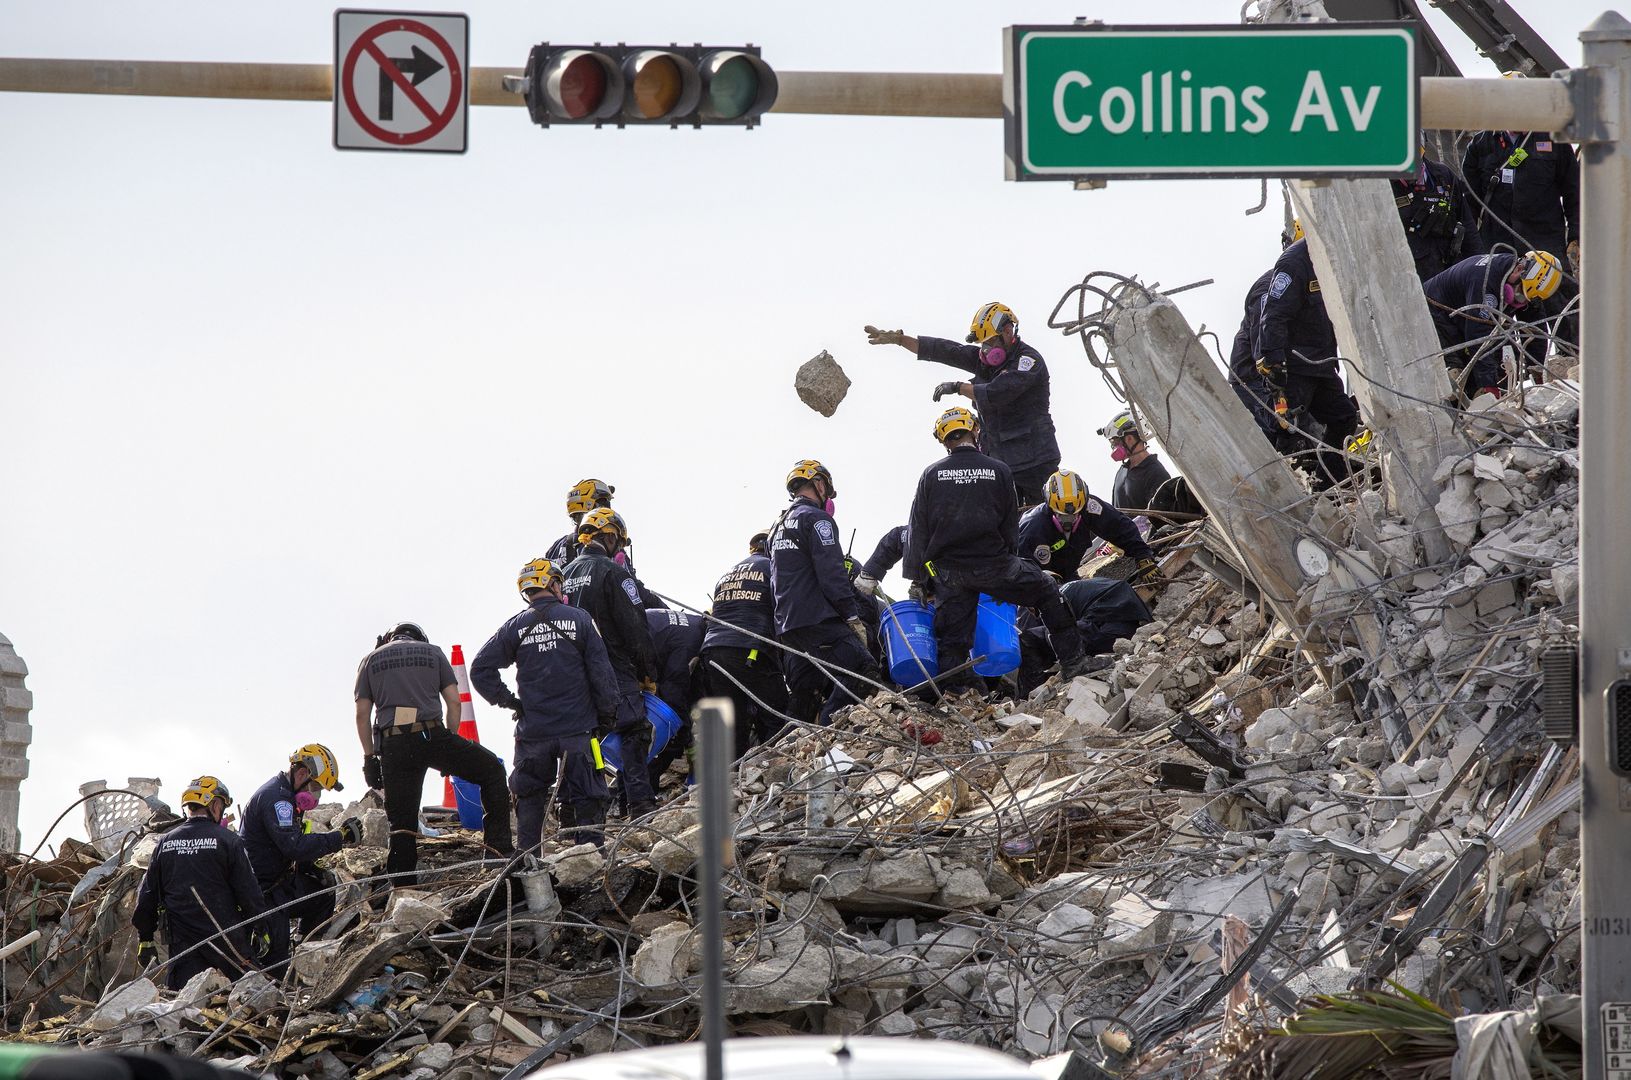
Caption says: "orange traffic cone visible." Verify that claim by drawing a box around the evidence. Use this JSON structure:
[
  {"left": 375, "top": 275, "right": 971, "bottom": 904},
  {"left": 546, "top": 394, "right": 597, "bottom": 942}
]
[{"left": 443, "top": 644, "right": 484, "bottom": 808}]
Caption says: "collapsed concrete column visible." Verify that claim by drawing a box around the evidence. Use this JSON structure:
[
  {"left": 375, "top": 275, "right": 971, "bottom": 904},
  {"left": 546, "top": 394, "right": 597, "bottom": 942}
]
[
  {"left": 1288, "top": 178, "right": 1469, "bottom": 564},
  {"left": 1100, "top": 287, "right": 1323, "bottom": 659},
  {"left": 0, "top": 632, "right": 33, "bottom": 853}
]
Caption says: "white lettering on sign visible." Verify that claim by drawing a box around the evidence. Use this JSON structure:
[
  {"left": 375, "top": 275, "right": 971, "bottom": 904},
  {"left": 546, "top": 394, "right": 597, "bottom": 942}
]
[
  {"left": 1051, "top": 69, "right": 1270, "bottom": 135},
  {"left": 1292, "top": 72, "right": 1383, "bottom": 133}
]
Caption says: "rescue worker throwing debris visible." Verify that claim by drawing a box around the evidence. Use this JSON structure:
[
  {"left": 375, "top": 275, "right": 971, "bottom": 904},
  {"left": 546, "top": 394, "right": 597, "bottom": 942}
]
[
  {"left": 769, "top": 461, "right": 878, "bottom": 723},
  {"left": 562, "top": 508, "right": 661, "bottom": 818},
  {"left": 133, "top": 776, "right": 267, "bottom": 990},
  {"left": 355, "top": 622, "right": 512, "bottom": 886},
  {"left": 864, "top": 302, "right": 1061, "bottom": 507},
  {"left": 903, "top": 408, "right": 1090, "bottom": 689},
  {"left": 241, "top": 745, "right": 360, "bottom": 973},
  {"left": 1254, "top": 236, "right": 1360, "bottom": 489},
  {"left": 1018, "top": 469, "right": 1155, "bottom": 583},
  {"left": 701, "top": 528, "right": 791, "bottom": 755},
  {"left": 1423, "top": 250, "right": 1562, "bottom": 395},
  {"left": 472, "top": 558, "right": 618, "bottom": 850}
]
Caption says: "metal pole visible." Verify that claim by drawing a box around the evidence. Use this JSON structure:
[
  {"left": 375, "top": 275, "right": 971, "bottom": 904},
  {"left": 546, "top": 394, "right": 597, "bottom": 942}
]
[
  {"left": 694, "top": 698, "right": 735, "bottom": 1080},
  {"left": 1577, "top": 14, "right": 1631, "bottom": 1079},
  {"left": 0, "top": 58, "right": 1574, "bottom": 130}
]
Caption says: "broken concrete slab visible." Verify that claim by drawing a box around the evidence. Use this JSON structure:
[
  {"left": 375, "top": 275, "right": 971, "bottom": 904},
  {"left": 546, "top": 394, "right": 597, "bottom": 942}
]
[{"left": 794, "top": 350, "right": 851, "bottom": 417}]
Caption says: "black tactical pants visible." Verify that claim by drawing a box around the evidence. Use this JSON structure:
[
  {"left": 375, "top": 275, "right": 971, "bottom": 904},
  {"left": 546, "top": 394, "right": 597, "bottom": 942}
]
[
  {"left": 700, "top": 646, "right": 792, "bottom": 755},
  {"left": 261, "top": 868, "right": 335, "bottom": 974},
  {"left": 931, "top": 557, "right": 1083, "bottom": 689},
  {"left": 782, "top": 623, "right": 878, "bottom": 725},
  {"left": 511, "top": 733, "right": 608, "bottom": 850},
  {"left": 381, "top": 725, "right": 512, "bottom": 885}
]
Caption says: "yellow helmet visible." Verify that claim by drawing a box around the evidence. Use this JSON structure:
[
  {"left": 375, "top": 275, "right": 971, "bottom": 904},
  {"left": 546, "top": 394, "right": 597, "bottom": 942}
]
[
  {"left": 181, "top": 775, "right": 232, "bottom": 811},
  {"left": 1281, "top": 219, "right": 1304, "bottom": 246},
  {"left": 785, "top": 459, "right": 836, "bottom": 498},
  {"left": 577, "top": 507, "right": 629, "bottom": 547},
  {"left": 934, "top": 406, "right": 978, "bottom": 444},
  {"left": 565, "top": 478, "right": 614, "bottom": 517},
  {"left": 1516, "top": 250, "right": 1562, "bottom": 302},
  {"left": 1045, "top": 470, "right": 1089, "bottom": 516},
  {"left": 967, "top": 301, "right": 1017, "bottom": 344},
  {"left": 517, "top": 557, "right": 561, "bottom": 595},
  {"left": 290, "top": 744, "right": 344, "bottom": 792}
]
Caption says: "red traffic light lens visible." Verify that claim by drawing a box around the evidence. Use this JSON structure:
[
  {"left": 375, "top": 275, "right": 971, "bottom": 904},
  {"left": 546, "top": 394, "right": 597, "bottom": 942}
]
[
  {"left": 707, "top": 55, "right": 758, "bottom": 119},
  {"left": 558, "top": 54, "right": 608, "bottom": 120}
]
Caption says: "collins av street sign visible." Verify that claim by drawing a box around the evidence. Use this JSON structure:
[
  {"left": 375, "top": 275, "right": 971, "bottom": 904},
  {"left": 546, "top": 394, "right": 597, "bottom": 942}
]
[{"left": 1004, "top": 24, "right": 1417, "bottom": 180}]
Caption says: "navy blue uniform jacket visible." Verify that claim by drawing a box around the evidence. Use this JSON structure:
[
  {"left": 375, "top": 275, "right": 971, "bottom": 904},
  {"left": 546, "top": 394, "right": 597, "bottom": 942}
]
[
  {"left": 1017, "top": 499, "right": 1151, "bottom": 579},
  {"left": 703, "top": 554, "right": 776, "bottom": 651},
  {"left": 916, "top": 337, "right": 1061, "bottom": 476},
  {"left": 903, "top": 444, "right": 1017, "bottom": 576},
  {"left": 134, "top": 816, "right": 267, "bottom": 951},
  {"left": 770, "top": 497, "right": 857, "bottom": 635},
  {"left": 1229, "top": 270, "right": 1276, "bottom": 383},
  {"left": 1256, "top": 240, "right": 1340, "bottom": 376},
  {"left": 860, "top": 525, "right": 909, "bottom": 582},
  {"left": 471, "top": 593, "right": 619, "bottom": 739},
  {"left": 562, "top": 544, "right": 656, "bottom": 681},
  {"left": 1462, "top": 131, "right": 1580, "bottom": 253},
  {"left": 646, "top": 609, "right": 705, "bottom": 713},
  {"left": 1423, "top": 252, "right": 1521, "bottom": 359},
  {"left": 242, "top": 773, "right": 343, "bottom": 886}
]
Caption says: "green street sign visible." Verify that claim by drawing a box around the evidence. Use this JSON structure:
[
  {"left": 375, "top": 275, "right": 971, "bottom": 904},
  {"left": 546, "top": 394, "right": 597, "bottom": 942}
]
[{"left": 1004, "top": 24, "right": 1418, "bottom": 179}]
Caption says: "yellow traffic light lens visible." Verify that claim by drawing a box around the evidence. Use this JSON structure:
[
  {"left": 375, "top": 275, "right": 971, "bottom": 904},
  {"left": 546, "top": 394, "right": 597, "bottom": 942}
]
[
  {"left": 559, "top": 54, "right": 608, "bottom": 120},
  {"left": 632, "top": 56, "right": 684, "bottom": 119},
  {"left": 708, "top": 55, "right": 759, "bottom": 119}
]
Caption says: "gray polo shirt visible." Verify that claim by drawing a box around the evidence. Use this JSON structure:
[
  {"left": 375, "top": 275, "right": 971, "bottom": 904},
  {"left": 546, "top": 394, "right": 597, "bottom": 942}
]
[{"left": 354, "top": 640, "right": 457, "bottom": 731}]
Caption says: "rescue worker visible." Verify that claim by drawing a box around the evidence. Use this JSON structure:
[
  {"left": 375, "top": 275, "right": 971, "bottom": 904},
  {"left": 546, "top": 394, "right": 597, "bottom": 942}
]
[
  {"left": 241, "top": 745, "right": 360, "bottom": 973},
  {"left": 1229, "top": 268, "right": 1280, "bottom": 442},
  {"left": 855, "top": 525, "right": 909, "bottom": 593},
  {"left": 562, "top": 508, "right": 661, "bottom": 817},
  {"left": 354, "top": 622, "right": 512, "bottom": 886},
  {"left": 701, "top": 528, "right": 790, "bottom": 756},
  {"left": 1017, "top": 578, "right": 1154, "bottom": 695},
  {"left": 133, "top": 777, "right": 267, "bottom": 990},
  {"left": 864, "top": 302, "right": 1061, "bottom": 506},
  {"left": 1017, "top": 469, "right": 1154, "bottom": 582},
  {"left": 1393, "top": 143, "right": 1484, "bottom": 281},
  {"left": 1423, "top": 250, "right": 1563, "bottom": 395},
  {"left": 545, "top": 479, "right": 614, "bottom": 566},
  {"left": 1254, "top": 236, "right": 1360, "bottom": 489},
  {"left": 644, "top": 607, "right": 706, "bottom": 787},
  {"left": 472, "top": 558, "right": 617, "bottom": 850},
  {"left": 1462, "top": 113, "right": 1580, "bottom": 346},
  {"left": 769, "top": 460, "right": 878, "bottom": 723},
  {"left": 902, "top": 408, "right": 1091, "bottom": 689}
]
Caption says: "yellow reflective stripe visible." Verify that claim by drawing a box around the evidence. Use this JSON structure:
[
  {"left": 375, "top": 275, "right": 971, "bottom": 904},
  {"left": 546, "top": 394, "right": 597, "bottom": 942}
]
[
  {"left": 925, "top": 560, "right": 937, "bottom": 578},
  {"left": 590, "top": 738, "right": 605, "bottom": 770}
]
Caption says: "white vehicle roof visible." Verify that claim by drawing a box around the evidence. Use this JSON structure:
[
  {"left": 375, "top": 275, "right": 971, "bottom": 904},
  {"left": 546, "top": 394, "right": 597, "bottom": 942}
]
[{"left": 521, "top": 1036, "right": 1034, "bottom": 1080}]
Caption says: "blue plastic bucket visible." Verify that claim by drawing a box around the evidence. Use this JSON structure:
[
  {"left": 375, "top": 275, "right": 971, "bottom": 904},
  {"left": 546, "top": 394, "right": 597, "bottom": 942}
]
[
  {"left": 880, "top": 600, "right": 939, "bottom": 687},
  {"left": 451, "top": 755, "right": 503, "bottom": 830},
  {"left": 972, "top": 595, "right": 1021, "bottom": 676},
  {"left": 599, "top": 693, "right": 682, "bottom": 771}
]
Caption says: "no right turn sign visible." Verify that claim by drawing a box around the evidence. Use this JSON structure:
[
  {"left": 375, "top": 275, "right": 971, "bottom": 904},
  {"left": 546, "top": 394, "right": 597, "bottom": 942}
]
[{"left": 334, "top": 9, "right": 468, "bottom": 153}]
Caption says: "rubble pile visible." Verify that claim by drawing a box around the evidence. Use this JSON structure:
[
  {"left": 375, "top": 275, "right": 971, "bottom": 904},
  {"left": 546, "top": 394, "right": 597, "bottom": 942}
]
[{"left": 0, "top": 390, "right": 1582, "bottom": 1076}]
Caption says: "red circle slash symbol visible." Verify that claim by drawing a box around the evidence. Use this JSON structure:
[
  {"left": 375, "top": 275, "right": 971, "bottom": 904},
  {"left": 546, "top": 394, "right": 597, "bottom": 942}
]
[{"left": 341, "top": 19, "right": 462, "bottom": 146}]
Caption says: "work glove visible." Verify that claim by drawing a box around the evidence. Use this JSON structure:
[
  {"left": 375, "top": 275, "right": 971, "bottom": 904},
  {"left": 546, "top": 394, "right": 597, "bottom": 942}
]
[
  {"left": 1131, "top": 557, "right": 1162, "bottom": 585},
  {"left": 639, "top": 677, "right": 659, "bottom": 695},
  {"left": 596, "top": 713, "right": 617, "bottom": 738},
  {"left": 847, "top": 617, "right": 869, "bottom": 649},
  {"left": 1255, "top": 355, "right": 1288, "bottom": 387},
  {"left": 363, "top": 754, "right": 384, "bottom": 790},
  {"left": 1567, "top": 239, "right": 1581, "bottom": 274},
  {"left": 510, "top": 705, "right": 525, "bottom": 726},
  {"left": 863, "top": 325, "right": 904, "bottom": 346},
  {"left": 855, "top": 572, "right": 879, "bottom": 597},
  {"left": 251, "top": 929, "right": 272, "bottom": 963},
  {"left": 137, "top": 940, "right": 156, "bottom": 966},
  {"left": 338, "top": 817, "right": 364, "bottom": 847},
  {"left": 932, "top": 380, "right": 963, "bottom": 402},
  {"left": 907, "top": 581, "right": 930, "bottom": 606}
]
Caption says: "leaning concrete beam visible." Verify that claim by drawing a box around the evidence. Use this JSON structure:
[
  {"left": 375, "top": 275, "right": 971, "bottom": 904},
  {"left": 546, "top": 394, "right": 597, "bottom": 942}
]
[
  {"left": 1100, "top": 287, "right": 1321, "bottom": 657},
  {"left": 1289, "top": 178, "right": 1468, "bottom": 565},
  {"left": 0, "top": 632, "right": 34, "bottom": 854}
]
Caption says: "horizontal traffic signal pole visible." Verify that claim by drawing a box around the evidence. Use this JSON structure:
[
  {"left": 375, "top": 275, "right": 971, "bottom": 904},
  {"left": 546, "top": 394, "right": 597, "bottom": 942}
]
[{"left": 0, "top": 57, "right": 1574, "bottom": 130}]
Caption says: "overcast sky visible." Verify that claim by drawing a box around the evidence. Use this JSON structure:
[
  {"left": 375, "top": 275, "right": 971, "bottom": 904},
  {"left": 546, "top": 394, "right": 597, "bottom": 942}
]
[{"left": 0, "top": 0, "right": 1591, "bottom": 850}]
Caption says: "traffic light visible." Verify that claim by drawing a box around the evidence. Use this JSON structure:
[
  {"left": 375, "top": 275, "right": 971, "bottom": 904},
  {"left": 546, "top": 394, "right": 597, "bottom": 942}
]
[{"left": 514, "top": 43, "right": 777, "bottom": 128}]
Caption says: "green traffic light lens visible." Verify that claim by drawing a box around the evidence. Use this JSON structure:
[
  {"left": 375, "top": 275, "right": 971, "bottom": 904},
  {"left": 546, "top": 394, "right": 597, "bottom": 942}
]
[
  {"left": 707, "top": 55, "right": 759, "bottom": 119},
  {"left": 559, "top": 54, "right": 608, "bottom": 120}
]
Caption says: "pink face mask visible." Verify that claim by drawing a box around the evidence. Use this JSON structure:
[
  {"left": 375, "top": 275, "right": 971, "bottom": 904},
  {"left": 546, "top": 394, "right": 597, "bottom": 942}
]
[
  {"left": 1053, "top": 514, "right": 1080, "bottom": 533},
  {"left": 613, "top": 551, "right": 627, "bottom": 568},
  {"left": 978, "top": 343, "right": 1007, "bottom": 368},
  {"left": 295, "top": 791, "right": 318, "bottom": 813},
  {"left": 1110, "top": 444, "right": 1130, "bottom": 462},
  {"left": 823, "top": 498, "right": 836, "bottom": 516},
  {"left": 1502, "top": 282, "right": 1526, "bottom": 309}
]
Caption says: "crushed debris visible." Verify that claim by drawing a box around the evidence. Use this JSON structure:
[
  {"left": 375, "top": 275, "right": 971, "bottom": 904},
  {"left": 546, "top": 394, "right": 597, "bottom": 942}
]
[
  {"left": 0, "top": 389, "right": 1582, "bottom": 1076},
  {"left": 794, "top": 350, "right": 851, "bottom": 417}
]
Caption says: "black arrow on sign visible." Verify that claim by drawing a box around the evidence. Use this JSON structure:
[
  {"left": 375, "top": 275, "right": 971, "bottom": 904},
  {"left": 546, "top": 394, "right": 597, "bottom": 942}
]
[{"left": 377, "top": 45, "right": 445, "bottom": 122}]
